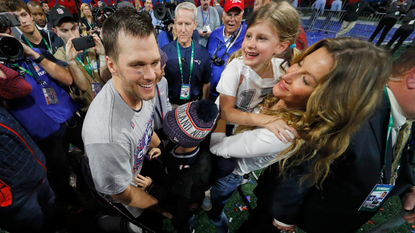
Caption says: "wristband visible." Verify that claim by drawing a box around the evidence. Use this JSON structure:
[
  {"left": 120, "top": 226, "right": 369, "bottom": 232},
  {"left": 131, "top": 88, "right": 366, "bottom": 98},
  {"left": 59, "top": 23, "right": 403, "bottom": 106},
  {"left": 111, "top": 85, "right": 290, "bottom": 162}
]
[{"left": 33, "top": 54, "right": 45, "bottom": 63}]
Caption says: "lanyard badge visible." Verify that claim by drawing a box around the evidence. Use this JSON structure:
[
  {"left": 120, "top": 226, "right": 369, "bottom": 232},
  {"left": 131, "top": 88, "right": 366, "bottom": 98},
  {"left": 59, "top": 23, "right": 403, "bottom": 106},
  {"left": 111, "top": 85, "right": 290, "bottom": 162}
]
[{"left": 177, "top": 40, "right": 194, "bottom": 100}]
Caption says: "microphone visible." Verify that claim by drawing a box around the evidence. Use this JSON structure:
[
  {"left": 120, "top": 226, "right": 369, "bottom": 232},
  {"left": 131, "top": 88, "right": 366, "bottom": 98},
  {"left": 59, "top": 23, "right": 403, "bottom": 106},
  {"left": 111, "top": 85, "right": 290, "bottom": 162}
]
[{"left": 181, "top": 58, "right": 186, "bottom": 62}]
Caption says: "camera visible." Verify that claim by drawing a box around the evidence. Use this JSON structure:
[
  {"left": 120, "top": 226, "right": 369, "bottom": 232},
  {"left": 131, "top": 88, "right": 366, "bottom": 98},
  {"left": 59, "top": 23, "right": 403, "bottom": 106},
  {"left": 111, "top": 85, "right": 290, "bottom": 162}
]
[
  {"left": 0, "top": 12, "right": 24, "bottom": 63},
  {"left": 211, "top": 54, "right": 225, "bottom": 66},
  {"left": 154, "top": 0, "right": 178, "bottom": 31},
  {"left": 92, "top": 5, "right": 117, "bottom": 28}
]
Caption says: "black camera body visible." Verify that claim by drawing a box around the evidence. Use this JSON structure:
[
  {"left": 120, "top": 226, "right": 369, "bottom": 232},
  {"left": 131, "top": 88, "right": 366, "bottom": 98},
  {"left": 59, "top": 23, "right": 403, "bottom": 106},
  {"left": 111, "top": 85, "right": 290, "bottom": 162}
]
[
  {"left": 154, "top": 0, "right": 178, "bottom": 31},
  {"left": 0, "top": 12, "right": 24, "bottom": 63},
  {"left": 210, "top": 54, "right": 225, "bottom": 66}
]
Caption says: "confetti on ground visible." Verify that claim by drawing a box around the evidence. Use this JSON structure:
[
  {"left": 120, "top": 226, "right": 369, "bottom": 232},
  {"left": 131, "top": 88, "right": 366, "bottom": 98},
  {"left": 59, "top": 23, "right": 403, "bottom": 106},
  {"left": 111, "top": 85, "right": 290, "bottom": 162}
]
[
  {"left": 246, "top": 196, "right": 251, "bottom": 202},
  {"left": 226, "top": 209, "right": 229, "bottom": 211},
  {"left": 410, "top": 230, "right": 415, "bottom": 233},
  {"left": 233, "top": 208, "right": 238, "bottom": 212},
  {"left": 367, "top": 220, "right": 374, "bottom": 225},
  {"left": 380, "top": 208, "right": 384, "bottom": 211},
  {"left": 239, "top": 206, "right": 243, "bottom": 211},
  {"left": 252, "top": 172, "right": 258, "bottom": 180},
  {"left": 229, "top": 218, "right": 233, "bottom": 223},
  {"left": 412, "top": 225, "right": 415, "bottom": 228}
]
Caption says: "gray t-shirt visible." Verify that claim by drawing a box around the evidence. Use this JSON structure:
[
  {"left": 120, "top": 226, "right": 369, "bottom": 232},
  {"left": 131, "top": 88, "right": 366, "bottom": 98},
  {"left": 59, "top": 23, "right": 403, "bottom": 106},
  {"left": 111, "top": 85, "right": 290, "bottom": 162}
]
[
  {"left": 196, "top": 6, "right": 220, "bottom": 47},
  {"left": 82, "top": 79, "right": 155, "bottom": 217}
]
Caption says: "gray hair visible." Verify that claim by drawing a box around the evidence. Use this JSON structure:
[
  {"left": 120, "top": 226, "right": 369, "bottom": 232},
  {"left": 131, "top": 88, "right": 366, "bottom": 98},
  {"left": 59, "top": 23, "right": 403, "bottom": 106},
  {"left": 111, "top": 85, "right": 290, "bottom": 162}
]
[{"left": 175, "top": 2, "right": 197, "bottom": 22}]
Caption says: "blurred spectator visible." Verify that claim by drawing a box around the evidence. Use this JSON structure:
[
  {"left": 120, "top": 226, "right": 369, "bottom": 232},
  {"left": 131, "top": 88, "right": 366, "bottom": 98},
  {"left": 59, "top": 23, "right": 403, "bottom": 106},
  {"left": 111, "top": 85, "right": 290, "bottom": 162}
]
[
  {"left": 213, "top": 0, "right": 224, "bottom": 25},
  {"left": 197, "top": 0, "right": 221, "bottom": 46},
  {"left": 27, "top": 1, "right": 53, "bottom": 31}
]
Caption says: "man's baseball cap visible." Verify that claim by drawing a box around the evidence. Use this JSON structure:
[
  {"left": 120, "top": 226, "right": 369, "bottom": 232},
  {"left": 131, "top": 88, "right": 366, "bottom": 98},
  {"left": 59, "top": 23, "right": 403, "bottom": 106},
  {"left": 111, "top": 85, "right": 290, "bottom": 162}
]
[
  {"left": 224, "top": 0, "right": 244, "bottom": 13},
  {"left": 50, "top": 5, "right": 75, "bottom": 26}
]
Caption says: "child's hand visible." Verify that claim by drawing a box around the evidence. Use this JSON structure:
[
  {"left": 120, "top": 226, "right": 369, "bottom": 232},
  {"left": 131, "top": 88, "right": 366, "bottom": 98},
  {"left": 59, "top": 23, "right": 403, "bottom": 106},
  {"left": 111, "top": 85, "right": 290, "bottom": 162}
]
[
  {"left": 148, "top": 148, "right": 161, "bottom": 160},
  {"left": 134, "top": 174, "right": 153, "bottom": 191},
  {"left": 265, "top": 119, "right": 299, "bottom": 142}
]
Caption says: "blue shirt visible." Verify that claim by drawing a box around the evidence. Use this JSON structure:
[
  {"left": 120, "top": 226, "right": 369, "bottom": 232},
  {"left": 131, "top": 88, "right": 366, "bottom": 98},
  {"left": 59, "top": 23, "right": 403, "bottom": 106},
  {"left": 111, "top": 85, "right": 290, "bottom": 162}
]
[
  {"left": 8, "top": 48, "right": 79, "bottom": 142},
  {"left": 206, "top": 22, "right": 247, "bottom": 97},
  {"left": 312, "top": 0, "right": 326, "bottom": 14},
  {"left": 331, "top": 0, "right": 342, "bottom": 11},
  {"left": 162, "top": 40, "right": 212, "bottom": 105},
  {"left": 158, "top": 29, "right": 200, "bottom": 49}
]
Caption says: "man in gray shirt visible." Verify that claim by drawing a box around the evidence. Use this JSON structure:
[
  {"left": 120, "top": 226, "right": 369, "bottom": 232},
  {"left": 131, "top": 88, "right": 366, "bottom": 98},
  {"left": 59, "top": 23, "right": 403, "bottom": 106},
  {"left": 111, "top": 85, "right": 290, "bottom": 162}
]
[
  {"left": 214, "top": 0, "right": 224, "bottom": 25},
  {"left": 82, "top": 7, "right": 169, "bottom": 232}
]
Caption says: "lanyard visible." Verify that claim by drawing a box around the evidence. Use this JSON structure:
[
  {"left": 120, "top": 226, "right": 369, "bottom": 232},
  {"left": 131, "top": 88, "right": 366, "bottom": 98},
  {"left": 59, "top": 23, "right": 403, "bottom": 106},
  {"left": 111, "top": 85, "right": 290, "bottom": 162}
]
[
  {"left": 11, "top": 62, "right": 45, "bottom": 85},
  {"left": 86, "top": 18, "right": 95, "bottom": 29},
  {"left": 155, "top": 85, "right": 164, "bottom": 122},
  {"left": 214, "top": 24, "right": 242, "bottom": 56},
  {"left": 176, "top": 40, "right": 194, "bottom": 84},
  {"left": 380, "top": 86, "right": 401, "bottom": 185},
  {"left": 75, "top": 50, "right": 93, "bottom": 78},
  {"left": 23, "top": 33, "right": 52, "bottom": 55},
  {"left": 201, "top": 7, "right": 211, "bottom": 27}
]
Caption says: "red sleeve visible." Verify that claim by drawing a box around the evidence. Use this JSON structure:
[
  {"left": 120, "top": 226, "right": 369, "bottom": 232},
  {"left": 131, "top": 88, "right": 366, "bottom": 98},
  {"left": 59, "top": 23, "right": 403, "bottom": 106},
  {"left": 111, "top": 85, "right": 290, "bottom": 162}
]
[
  {"left": 0, "top": 64, "right": 32, "bottom": 100},
  {"left": 296, "top": 26, "right": 308, "bottom": 51}
]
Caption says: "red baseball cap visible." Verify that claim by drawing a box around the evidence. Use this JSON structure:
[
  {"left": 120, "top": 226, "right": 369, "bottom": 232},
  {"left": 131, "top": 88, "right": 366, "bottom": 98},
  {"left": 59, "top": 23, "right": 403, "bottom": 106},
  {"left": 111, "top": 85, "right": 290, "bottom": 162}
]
[{"left": 224, "top": 0, "right": 244, "bottom": 13}]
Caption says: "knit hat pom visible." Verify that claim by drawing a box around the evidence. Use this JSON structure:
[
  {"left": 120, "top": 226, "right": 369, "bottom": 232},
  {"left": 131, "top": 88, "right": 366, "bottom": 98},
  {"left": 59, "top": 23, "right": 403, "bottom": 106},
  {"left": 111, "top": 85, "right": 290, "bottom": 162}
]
[{"left": 195, "top": 100, "right": 219, "bottom": 123}]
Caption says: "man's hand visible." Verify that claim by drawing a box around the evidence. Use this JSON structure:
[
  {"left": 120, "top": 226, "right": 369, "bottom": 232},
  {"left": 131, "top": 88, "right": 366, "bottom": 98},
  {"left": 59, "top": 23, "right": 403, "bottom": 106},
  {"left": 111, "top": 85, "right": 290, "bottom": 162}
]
[
  {"left": 403, "top": 187, "right": 415, "bottom": 223},
  {"left": 92, "top": 34, "right": 105, "bottom": 56},
  {"left": 66, "top": 37, "right": 82, "bottom": 63},
  {"left": 133, "top": 174, "right": 153, "bottom": 191},
  {"left": 198, "top": 29, "right": 207, "bottom": 37}
]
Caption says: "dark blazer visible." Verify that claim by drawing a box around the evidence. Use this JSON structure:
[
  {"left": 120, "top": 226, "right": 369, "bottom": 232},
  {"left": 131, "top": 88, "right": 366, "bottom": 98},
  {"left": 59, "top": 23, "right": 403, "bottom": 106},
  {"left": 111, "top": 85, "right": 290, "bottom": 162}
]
[{"left": 254, "top": 96, "right": 415, "bottom": 233}]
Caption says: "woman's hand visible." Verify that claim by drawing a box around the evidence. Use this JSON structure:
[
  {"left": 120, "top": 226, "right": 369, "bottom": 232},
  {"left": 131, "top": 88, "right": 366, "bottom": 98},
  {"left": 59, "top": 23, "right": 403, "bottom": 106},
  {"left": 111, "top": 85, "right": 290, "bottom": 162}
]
[
  {"left": 91, "top": 34, "right": 105, "bottom": 56},
  {"left": 272, "top": 220, "right": 295, "bottom": 233},
  {"left": 263, "top": 117, "right": 299, "bottom": 142},
  {"left": 134, "top": 174, "right": 153, "bottom": 191}
]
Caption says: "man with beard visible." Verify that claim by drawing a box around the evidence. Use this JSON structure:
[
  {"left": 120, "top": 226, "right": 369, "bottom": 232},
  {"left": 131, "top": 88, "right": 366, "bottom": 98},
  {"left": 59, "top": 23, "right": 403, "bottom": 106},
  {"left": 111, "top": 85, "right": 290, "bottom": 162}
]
[
  {"left": 162, "top": 2, "right": 212, "bottom": 107},
  {"left": 82, "top": 7, "right": 170, "bottom": 233},
  {"left": 196, "top": 0, "right": 220, "bottom": 46}
]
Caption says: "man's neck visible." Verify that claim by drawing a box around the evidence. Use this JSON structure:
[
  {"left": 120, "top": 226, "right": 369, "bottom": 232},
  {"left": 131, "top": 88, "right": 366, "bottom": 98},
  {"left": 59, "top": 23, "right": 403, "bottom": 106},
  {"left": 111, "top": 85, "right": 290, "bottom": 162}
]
[
  {"left": 175, "top": 146, "right": 198, "bottom": 154},
  {"left": 24, "top": 28, "right": 42, "bottom": 45},
  {"left": 179, "top": 39, "right": 192, "bottom": 48},
  {"left": 112, "top": 76, "right": 143, "bottom": 111}
]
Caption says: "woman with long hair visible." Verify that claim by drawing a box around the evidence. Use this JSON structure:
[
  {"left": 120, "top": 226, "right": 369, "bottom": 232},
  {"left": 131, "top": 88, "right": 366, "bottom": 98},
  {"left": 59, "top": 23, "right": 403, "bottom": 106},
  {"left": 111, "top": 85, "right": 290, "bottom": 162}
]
[
  {"left": 208, "top": 37, "right": 392, "bottom": 233},
  {"left": 80, "top": 3, "right": 97, "bottom": 35}
]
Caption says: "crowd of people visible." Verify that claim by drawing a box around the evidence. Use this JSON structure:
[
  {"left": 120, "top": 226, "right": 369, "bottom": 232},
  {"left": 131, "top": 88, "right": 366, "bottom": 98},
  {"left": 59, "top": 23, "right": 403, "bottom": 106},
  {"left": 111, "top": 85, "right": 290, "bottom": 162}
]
[{"left": 0, "top": 0, "right": 414, "bottom": 233}]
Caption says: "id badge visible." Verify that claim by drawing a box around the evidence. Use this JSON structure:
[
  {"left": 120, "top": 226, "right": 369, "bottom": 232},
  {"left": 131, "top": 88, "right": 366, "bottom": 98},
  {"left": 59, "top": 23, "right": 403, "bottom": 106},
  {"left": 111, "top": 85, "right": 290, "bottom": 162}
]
[
  {"left": 180, "top": 84, "right": 191, "bottom": 100},
  {"left": 395, "top": 11, "right": 400, "bottom": 15},
  {"left": 91, "top": 83, "right": 102, "bottom": 98},
  {"left": 409, "top": 20, "right": 415, "bottom": 25},
  {"left": 206, "top": 25, "right": 211, "bottom": 32},
  {"left": 42, "top": 87, "right": 59, "bottom": 105},
  {"left": 358, "top": 184, "right": 393, "bottom": 212}
]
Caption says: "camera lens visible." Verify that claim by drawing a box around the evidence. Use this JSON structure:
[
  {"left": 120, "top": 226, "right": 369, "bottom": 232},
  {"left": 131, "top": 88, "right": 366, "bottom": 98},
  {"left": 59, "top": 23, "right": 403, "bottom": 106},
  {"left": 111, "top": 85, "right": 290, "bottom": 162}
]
[{"left": 0, "top": 36, "right": 24, "bottom": 60}]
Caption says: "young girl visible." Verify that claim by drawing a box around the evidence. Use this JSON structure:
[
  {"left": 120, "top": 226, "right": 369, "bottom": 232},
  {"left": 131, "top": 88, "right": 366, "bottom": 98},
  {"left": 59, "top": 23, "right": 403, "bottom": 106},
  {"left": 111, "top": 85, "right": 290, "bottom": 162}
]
[{"left": 216, "top": 1, "right": 300, "bottom": 141}]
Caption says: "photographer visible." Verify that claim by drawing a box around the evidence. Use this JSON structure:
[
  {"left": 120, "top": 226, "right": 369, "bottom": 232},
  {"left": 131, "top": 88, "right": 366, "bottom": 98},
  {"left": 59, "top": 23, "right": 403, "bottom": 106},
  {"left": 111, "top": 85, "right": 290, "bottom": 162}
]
[
  {"left": 51, "top": 5, "right": 110, "bottom": 112},
  {"left": 0, "top": 11, "right": 84, "bottom": 201}
]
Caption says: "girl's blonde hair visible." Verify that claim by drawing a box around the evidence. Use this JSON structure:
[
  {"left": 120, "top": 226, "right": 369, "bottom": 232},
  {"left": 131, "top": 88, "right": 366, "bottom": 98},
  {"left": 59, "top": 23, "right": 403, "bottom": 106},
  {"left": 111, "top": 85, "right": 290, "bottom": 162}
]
[
  {"left": 228, "top": 1, "right": 300, "bottom": 71},
  {"left": 81, "top": 3, "right": 90, "bottom": 18},
  {"left": 238, "top": 38, "right": 392, "bottom": 188}
]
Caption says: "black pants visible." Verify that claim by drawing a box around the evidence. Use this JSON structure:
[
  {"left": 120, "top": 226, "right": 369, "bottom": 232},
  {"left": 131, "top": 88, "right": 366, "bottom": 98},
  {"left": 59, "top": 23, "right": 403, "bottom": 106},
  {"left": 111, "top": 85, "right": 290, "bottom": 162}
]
[
  {"left": 36, "top": 112, "right": 84, "bottom": 195},
  {"left": 369, "top": 17, "right": 397, "bottom": 46},
  {"left": 386, "top": 27, "right": 414, "bottom": 54}
]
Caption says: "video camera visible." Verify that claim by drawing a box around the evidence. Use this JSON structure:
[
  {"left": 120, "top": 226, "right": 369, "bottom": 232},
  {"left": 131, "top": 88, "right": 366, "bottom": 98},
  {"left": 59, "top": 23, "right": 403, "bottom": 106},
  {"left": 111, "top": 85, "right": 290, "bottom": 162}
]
[
  {"left": 154, "top": 0, "right": 178, "bottom": 31},
  {"left": 92, "top": 5, "right": 117, "bottom": 28},
  {"left": 0, "top": 12, "right": 25, "bottom": 63}
]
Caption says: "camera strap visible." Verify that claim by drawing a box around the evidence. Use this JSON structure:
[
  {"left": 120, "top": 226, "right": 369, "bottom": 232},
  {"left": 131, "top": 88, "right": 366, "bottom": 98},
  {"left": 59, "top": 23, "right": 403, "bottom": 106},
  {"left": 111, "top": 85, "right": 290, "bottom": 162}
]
[
  {"left": 177, "top": 40, "right": 194, "bottom": 85},
  {"left": 11, "top": 62, "right": 45, "bottom": 85},
  {"left": 75, "top": 50, "right": 93, "bottom": 78},
  {"left": 23, "top": 35, "right": 52, "bottom": 55}
]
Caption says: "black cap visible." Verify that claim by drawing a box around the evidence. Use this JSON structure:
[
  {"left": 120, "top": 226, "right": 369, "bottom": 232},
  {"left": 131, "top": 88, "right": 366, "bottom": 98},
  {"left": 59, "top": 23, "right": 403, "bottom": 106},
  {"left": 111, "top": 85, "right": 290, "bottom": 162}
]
[{"left": 50, "top": 5, "right": 74, "bottom": 26}]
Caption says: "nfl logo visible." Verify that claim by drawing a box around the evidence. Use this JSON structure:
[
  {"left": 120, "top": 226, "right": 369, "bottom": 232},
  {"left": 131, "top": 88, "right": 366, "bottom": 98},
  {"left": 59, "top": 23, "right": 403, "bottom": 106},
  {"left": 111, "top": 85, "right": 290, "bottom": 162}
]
[
  {"left": 57, "top": 8, "right": 64, "bottom": 14},
  {"left": 34, "top": 65, "right": 40, "bottom": 72}
]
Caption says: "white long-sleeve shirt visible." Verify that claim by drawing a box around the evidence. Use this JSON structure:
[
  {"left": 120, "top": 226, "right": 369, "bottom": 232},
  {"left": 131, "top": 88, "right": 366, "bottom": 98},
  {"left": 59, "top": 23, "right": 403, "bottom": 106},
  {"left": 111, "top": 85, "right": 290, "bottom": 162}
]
[{"left": 209, "top": 128, "right": 294, "bottom": 176}]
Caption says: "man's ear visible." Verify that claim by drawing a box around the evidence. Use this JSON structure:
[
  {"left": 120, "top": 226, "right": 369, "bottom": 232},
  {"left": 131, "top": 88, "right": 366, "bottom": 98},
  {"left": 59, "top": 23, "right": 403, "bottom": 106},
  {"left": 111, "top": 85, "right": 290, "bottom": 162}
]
[
  {"left": 106, "top": 56, "right": 117, "bottom": 75},
  {"left": 52, "top": 28, "right": 58, "bottom": 35},
  {"left": 407, "top": 68, "right": 415, "bottom": 89}
]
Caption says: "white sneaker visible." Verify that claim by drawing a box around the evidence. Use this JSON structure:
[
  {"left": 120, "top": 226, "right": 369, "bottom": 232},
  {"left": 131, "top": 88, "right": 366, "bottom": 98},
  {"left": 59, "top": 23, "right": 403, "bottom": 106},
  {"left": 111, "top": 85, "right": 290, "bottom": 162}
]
[{"left": 201, "top": 190, "right": 212, "bottom": 211}]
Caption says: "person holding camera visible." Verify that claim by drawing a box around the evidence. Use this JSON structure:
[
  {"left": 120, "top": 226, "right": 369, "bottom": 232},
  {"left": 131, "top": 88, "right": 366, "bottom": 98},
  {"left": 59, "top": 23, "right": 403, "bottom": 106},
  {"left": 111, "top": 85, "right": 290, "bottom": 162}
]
[
  {"left": 206, "top": 0, "right": 246, "bottom": 102},
  {"left": 197, "top": 0, "right": 220, "bottom": 47},
  {"left": 162, "top": 2, "right": 212, "bottom": 107},
  {"left": 51, "top": 5, "right": 110, "bottom": 113},
  {"left": 2, "top": 0, "right": 64, "bottom": 55}
]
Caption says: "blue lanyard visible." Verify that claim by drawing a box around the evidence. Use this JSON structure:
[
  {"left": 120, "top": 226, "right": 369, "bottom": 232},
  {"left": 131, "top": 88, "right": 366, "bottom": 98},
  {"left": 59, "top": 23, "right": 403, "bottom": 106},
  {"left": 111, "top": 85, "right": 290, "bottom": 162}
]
[
  {"left": 201, "top": 7, "right": 211, "bottom": 26},
  {"left": 11, "top": 62, "right": 44, "bottom": 85}
]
